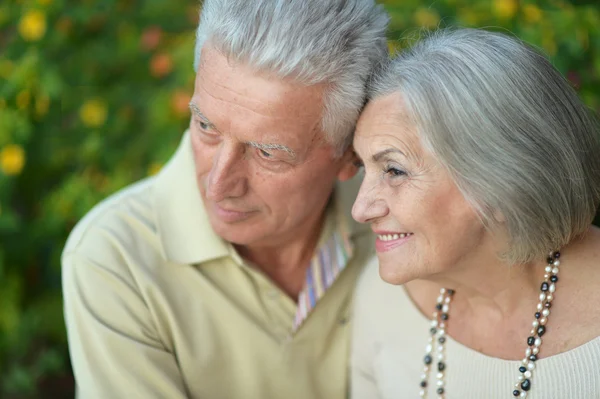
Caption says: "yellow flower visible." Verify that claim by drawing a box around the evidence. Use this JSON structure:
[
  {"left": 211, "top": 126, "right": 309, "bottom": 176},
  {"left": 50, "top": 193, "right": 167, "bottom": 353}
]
[
  {"left": 0, "top": 144, "right": 26, "bottom": 176},
  {"left": 19, "top": 10, "right": 47, "bottom": 42},
  {"left": 147, "top": 163, "right": 163, "bottom": 176},
  {"left": 387, "top": 40, "right": 399, "bottom": 56},
  {"left": 0, "top": 60, "right": 14, "bottom": 80},
  {"left": 35, "top": 93, "right": 50, "bottom": 117},
  {"left": 16, "top": 90, "right": 30, "bottom": 110},
  {"left": 494, "top": 0, "right": 518, "bottom": 19},
  {"left": 523, "top": 4, "right": 542, "bottom": 24},
  {"left": 79, "top": 99, "right": 108, "bottom": 127},
  {"left": 414, "top": 8, "right": 440, "bottom": 29}
]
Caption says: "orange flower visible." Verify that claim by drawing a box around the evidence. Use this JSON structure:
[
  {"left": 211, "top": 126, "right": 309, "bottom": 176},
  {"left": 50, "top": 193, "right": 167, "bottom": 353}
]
[
  {"left": 141, "top": 26, "right": 163, "bottom": 51},
  {"left": 171, "top": 90, "right": 191, "bottom": 117},
  {"left": 150, "top": 53, "right": 173, "bottom": 78}
]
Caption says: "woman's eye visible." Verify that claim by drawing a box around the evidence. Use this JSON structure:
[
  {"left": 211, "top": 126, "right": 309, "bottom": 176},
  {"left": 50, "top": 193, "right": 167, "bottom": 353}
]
[{"left": 386, "top": 167, "right": 406, "bottom": 177}]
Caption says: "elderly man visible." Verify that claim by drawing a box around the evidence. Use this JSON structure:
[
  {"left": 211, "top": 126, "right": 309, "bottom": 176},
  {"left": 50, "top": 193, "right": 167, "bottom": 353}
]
[{"left": 61, "top": 0, "right": 388, "bottom": 398}]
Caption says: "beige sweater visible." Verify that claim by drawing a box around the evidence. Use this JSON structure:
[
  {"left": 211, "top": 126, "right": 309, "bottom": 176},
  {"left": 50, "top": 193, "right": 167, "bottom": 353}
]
[{"left": 351, "top": 259, "right": 600, "bottom": 399}]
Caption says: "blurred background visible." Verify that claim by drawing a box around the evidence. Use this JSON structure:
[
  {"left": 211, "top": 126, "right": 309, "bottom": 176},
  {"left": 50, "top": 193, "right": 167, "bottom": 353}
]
[{"left": 1, "top": 0, "right": 599, "bottom": 397}]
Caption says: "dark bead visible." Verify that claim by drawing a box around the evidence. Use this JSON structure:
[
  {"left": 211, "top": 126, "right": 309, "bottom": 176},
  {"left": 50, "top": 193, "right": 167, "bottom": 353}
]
[
  {"left": 537, "top": 325, "right": 546, "bottom": 337},
  {"left": 424, "top": 355, "right": 432, "bottom": 365},
  {"left": 529, "top": 354, "right": 538, "bottom": 362},
  {"left": 547, "top": 256, "right": 554, "bottom": 264},
  {"left": 519, "top": 366, "right": 527, "bottom": 373},
  {"left": 430, "top": 327, "right": 437, "bottom": 335},
  {"left": 447, "top": 289, "right": 455, "bottom": 296},
  {"left": 550, "top": 275, "right": 558, "bottom": 283},
  {"left": 513, "top": 390, "right": 521, "bottom": 397},
  {"left": 438, "top": 336, "right": 446, "bottom": 344},
  {"left": 437, "top": 388, "right": 445, "bottom": 395},
  {"left": 435, "top": 303, "right": 443, "bottom": 310},
  {"left": 541, "top": 282, "right": 549, "bottom": 292},
  {"left": 554, "top": 251, "right": 560, "bottom": 258},
  {"left": 438, "top": 362, "right": 445, "bottom": 371},
  {"left": 420, "top": 380, "right": 427, "bottom": 388},
  {"left": 535, "top": 312, "right": 541, "bottom": 319},
  {"left": 545, "top": 302, "right": 552, "bottom": 308},
  {"left": 441, "top": 313, "right": 449, "bottom": 321},
  {"left": 527, "top": 336, "right": 535, "bottom": 346},
  {"left": 521, "top": 378, "right": 531, "bottom": 391}
]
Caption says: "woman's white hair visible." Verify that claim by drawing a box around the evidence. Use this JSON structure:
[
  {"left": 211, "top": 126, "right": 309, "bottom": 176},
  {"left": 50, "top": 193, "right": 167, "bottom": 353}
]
[
  {"left": 194, "top": 0, "right": 389, "bottom": 155},
  {"left": 370, "top": 28, "right": 600, "bottom": 263}
]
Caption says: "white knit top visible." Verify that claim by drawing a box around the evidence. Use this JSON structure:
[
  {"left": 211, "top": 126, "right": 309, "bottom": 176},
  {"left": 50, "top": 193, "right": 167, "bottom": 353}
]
[{"left": 351, "top": 259, "right": 600, "bottom": 399}]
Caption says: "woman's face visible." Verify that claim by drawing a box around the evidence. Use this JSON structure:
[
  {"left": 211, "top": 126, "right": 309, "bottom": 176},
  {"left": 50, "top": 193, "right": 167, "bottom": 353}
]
[{"left": 352, "top": 92, "right": 491, "bottom": 285}]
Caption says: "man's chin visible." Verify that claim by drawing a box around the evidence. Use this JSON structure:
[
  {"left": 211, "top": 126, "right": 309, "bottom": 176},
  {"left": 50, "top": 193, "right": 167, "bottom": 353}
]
[{"left": 208, "top": 218, "right": 262, "bottom": 246}]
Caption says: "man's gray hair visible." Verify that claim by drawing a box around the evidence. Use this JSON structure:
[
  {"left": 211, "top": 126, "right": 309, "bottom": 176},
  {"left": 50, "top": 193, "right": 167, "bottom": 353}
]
[
  {"left": 370, "top": 28, "right": 600, "bottom": 264},
  {"left": 194, "top": 0, "right": 389, "bottom": 154}
]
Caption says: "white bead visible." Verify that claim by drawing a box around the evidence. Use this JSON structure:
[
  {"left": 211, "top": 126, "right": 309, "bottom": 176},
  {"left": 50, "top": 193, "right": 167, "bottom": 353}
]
[
  {"left": 431, "top": 320, "right": 438, "bottom": 327},
  {"left": 444, "top": 297, "right": 451, "bottom": 304},
  {"left": 433, "top": 312, "right": 438, "bottom": 318},
  {"left": 539, "top": 293, "right": 546, "bottom": 302},
  {"left": 553, "top": 259, "right": 560, "bottom": 267},
  {"left": 552, "top": 267, "right": 559, "bottom": 274},
  {"left": 424, "top": 366, "right": 430, "bottom": 372},
  {"left": 426, "top": 344, "right": 432, "bottom": 353},
  {"left": 518, "top": 374, "right": 524, "bottom": 381},
  {"left": 520, "top": 392, "right": 527, "bottom": 398},
  {"left": 524, "top": 371, "right": 532, "bottom": 378},
  {"left": 437, "top": 353, "right": 444, "bottom": 361},
  {"left": 535, "top": 337, "right": 542, "bottom": 347},
  {"left": 437, "top": 295, "right": 443, "bottom": 303},
  {"left": 436, "top": 372, "right": 444, "bottom": 379},
  {"left": 442, "top": 304, "right": 449, "bottom": 313},
  {"left": 545, "top": 266, "right": 552, "bottom": 273},
  {"left": 547, "top": 295, "right": 553, "bottom": 302},
  {"left": 436, "top": 380, "right": 444, "bottom": 387},
  {"left": 533, "top": 347, "right": 539, "bottom": 354},
  {"left": 419, "top": 389, "right": 426, "bottom": 397},
  {"left": 528, "top": 362, "right": 536, "bottom": 370},
  {"left": 439, "top": 323, "right": 446, "bottom": 329},
  {"left": 522, "top": 358, "right": 529, "bottom": 364},
  {"left": 532, "top": 320, "right": 539, "bottom": 328},
  {"left": 544, "top": 274, "right": 550, "bottom": 279},
  {"left": 530, "top": 329, "right": 536, "bottom": 335},
  {"left": 537, "top": 303, "right": 543, "bottom": 311},
  {"left": 428, "top": 336, "right": 434, "bottom": 343},
  {"left": 440, "top": 288, "right": 446, "bottom": 294},
  {"left": 540, "top": 317, "right": 547, "bottom": 325},
  {"left": 549, "top": 283, "right": 556, "bottom": 293},
  {"left": 421, "top": 373, "right": 427, "bottom": 380},
  {"left": 525, "top": 348, "right": 532, "bottom": 357},
  {"left": 542, "top": 309, "right": 550, "bottom": 317}
]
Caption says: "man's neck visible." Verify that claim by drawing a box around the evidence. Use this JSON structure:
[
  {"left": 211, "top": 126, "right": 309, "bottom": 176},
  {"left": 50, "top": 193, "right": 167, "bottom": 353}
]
[{"left": 235, "top": 211, "right": 327, "bottom": 301}]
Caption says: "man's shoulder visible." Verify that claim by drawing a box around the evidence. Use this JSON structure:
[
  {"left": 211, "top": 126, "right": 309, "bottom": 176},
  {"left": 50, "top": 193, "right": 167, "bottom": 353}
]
[{"left": 63, "top": 177, "right": 160, "bottom": 263}]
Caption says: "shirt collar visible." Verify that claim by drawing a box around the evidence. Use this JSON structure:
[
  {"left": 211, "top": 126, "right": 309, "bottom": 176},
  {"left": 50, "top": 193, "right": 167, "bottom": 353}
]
[{"left": 153, "top": 130, "right": 370, "bottom": 265}]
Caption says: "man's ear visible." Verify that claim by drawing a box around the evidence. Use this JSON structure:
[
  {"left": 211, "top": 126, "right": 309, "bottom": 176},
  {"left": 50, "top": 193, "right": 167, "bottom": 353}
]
[{"left": 337, "top": 147, "right": 361, "bottom": 182}]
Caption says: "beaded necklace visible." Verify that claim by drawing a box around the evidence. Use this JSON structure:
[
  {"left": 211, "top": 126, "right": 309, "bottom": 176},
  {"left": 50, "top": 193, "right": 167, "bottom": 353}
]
[{"left": 419, "top": 251, "right": 561, "bottom": 398}]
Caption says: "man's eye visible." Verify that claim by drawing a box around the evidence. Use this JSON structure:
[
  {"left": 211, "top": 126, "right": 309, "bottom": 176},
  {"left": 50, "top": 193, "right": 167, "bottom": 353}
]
[
  {"left": 258, "top": 149, "right": 272, "bottom": 159},
  {"left": 197, "top": 120, "right": 210, "bottom": 130}
]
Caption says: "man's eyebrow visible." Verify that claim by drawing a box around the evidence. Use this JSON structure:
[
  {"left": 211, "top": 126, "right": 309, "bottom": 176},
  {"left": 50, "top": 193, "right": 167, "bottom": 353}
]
[
  {"left": 247, "top": 141, "right": 296, "bottom": 157},
  {"left": 188, "top": 102, "right": 216, "bottom": 127},
  {"left": 372, "top": 148, "right": 406, "bottom": 162}
]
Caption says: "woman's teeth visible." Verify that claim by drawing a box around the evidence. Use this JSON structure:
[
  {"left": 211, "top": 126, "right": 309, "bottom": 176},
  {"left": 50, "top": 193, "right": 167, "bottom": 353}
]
[{"left": 377, "top": 233, "right": 413, "bottom": 241}]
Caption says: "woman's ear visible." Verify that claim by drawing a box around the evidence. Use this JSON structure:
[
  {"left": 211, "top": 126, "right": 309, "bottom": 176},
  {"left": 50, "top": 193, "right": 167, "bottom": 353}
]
[{"left": 337, "top": 147, "right": 361, "bottom": 182}]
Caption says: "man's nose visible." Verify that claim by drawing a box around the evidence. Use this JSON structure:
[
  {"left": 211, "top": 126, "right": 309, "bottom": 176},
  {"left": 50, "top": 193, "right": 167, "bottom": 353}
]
[
  {"left": 352, "top": 179, "right": 389, "bottom": 224},
  {"left": 205, "top": 143, "right": 247, "bottom": 201}
]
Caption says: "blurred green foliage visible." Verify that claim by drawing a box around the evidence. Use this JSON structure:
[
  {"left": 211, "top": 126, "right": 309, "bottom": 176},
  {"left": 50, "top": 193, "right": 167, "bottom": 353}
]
[{"left": 0, "top": 0, "right": 598, "bottom": 397}]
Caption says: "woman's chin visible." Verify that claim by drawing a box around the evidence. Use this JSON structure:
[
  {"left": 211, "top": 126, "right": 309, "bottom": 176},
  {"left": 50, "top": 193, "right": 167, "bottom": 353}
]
[{"left": 377, "top": 260, "right": 414, "bottom": 286}]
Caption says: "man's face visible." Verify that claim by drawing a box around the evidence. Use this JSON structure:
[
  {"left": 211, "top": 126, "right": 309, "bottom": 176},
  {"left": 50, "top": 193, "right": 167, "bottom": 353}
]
[{"left": 189, "top": 46, "right": 357, "bottom": 247}]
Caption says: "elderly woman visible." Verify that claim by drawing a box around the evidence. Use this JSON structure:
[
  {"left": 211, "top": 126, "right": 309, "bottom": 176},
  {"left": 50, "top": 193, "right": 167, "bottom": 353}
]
[{"left": 350, "top": 28, "right": 600, "bottom": 399}]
